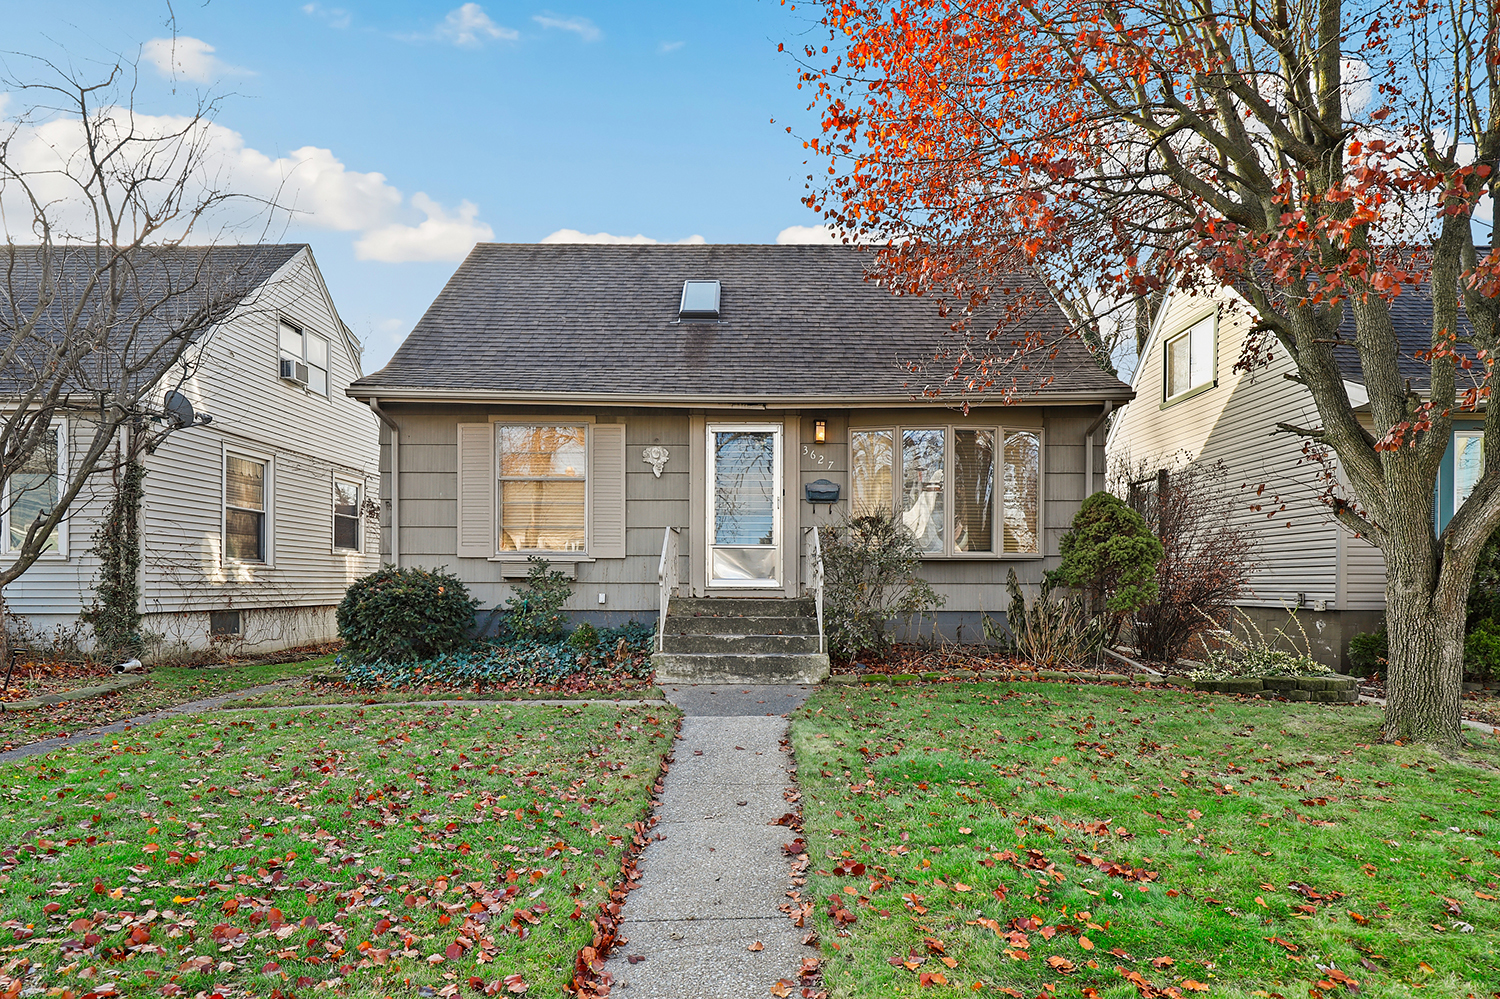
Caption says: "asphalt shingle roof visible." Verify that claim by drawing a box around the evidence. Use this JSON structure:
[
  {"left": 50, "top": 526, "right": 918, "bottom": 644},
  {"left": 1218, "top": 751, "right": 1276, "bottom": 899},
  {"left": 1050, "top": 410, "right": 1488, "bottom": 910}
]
[
  {"left": 351, "top": 244, "right": 1132, "bottom": 402},
  {"left": 0, "top": 243, "right": 305, "bottom": 395}
]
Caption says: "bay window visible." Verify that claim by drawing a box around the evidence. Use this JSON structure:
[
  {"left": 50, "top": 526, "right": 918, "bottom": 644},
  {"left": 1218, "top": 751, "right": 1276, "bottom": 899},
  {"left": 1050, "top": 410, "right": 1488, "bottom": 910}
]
[{"left": 850, "top": 426, "right": 1039, "bottom": 556}]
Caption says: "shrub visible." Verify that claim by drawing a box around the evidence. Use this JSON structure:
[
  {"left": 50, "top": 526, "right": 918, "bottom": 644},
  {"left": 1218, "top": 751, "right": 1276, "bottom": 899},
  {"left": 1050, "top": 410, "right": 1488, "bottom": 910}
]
[
  {"left": 1465, "top": 619, "right": 1500, "bottom": 683},
  {"left": 987, "top": 569, "right": 1107, "bottom": 666},
  {"left": 504, "top": 556, "right": 573, "bottom": 641},
  {"left": 1188, "top": 608, "right": 1330, "bottom": 681},
  {"left": 1048, "top": 491, "right": 1162, "bottom": 640},
  {"left": 1347, "top": 628, "right": 1387, "bottom": 676},
  {"left": 567, "top": 621, "right": 600, "bottom": 650},
  {"left": 337, "top": 565, "right": 478, "bottom": 665},
  {"left": 1120, "top": 458, "right": 1258, "bottom": 664},
  {"left": 820, "top": 513, "right": 944, "bottom": 663},
  {"left": 1467, "top": 533, "right": 1500, "bottom": 629}
]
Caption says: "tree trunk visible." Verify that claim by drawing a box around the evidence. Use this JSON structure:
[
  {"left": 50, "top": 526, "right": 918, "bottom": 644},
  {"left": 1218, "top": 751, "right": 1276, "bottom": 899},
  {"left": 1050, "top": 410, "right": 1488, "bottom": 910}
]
[{"left": 1382, "top": 578, "right": 1465, "bottom": 744}]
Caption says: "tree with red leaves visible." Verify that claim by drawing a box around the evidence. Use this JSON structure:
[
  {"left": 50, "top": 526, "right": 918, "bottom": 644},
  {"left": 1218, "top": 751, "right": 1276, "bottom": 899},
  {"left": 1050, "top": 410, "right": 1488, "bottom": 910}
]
[{"left": 796, "top": 0, "right": 1500, "bottom": 744}]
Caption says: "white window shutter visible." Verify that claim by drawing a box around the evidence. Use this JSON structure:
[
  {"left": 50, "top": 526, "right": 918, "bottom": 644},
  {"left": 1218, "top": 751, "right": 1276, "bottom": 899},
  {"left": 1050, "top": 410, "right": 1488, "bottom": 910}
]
[
  {"left": 456, "top": 423, "right": 495, "bottom": 558},
  {"left": 589, "top": 424, "right": 626, "bottom": 559}
]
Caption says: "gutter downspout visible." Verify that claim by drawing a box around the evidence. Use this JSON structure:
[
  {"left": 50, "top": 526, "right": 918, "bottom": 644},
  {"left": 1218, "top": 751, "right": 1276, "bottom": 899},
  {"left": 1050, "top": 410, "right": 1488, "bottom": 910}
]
[
  {"left": 1084, "top": 400, "right": 1115, "bottom": 498},
  {"left": 368, "top": 398, "right": 400, "bottom": 567}
]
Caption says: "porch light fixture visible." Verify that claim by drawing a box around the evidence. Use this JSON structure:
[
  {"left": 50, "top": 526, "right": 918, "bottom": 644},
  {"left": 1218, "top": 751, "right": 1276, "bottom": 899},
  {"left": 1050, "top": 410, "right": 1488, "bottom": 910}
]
[{"left": 814, "top": 419, "right": 827, "bottom": 444}]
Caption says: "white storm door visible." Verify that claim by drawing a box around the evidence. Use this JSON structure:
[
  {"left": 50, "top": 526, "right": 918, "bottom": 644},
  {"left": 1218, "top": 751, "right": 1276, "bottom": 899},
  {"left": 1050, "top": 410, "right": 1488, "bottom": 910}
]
[{"left": 706, "top": 423, "right": 783, "bottom": 588}]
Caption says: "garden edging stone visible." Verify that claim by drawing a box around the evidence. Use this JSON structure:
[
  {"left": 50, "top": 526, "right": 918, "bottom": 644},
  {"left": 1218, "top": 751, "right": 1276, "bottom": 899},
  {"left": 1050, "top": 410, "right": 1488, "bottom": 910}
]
[
  {"left": 0, "top": 673, "right": 148, "bottom": 712},
  {"left": 1190, "top": 674, "right": 1359, "bottom": 703}
]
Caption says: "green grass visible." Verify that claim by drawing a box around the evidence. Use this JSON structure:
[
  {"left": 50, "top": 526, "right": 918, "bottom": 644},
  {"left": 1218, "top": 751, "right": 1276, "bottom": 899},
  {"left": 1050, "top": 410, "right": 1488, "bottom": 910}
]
[
  {"left": 215, "top": 680, "right": 667, "bottom": 711},
  {"left": 0, "top": 656, "right": 339, "bottom": 749},
  {"left": 790, "top": 681, "right": 1500, "bottom": 999},
  {"left": 0, "top": 700, "right": 679, "bottom": 996}
]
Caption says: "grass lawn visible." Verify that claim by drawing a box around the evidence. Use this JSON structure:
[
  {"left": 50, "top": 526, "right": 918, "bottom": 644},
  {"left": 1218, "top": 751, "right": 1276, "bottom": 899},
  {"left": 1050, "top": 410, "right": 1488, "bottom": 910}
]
[
  {"left": 0, "top": 699, "right": 678, "bottom": 997},
  {"left": 790, "top": 681, "right": 1500, "bottom": 999},
  {"left": 215, "top": 680, "right": 667, "bottom": 711},
  {"left": 0, "top": 657, "right": 340, "bottom": 751}
]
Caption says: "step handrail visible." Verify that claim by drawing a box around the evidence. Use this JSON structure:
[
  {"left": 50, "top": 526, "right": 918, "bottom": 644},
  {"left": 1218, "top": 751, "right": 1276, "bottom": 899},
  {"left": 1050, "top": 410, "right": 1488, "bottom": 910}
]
[
  {"left": 803, "top": 526, "right": 826, "bottom": 655},
  {"left": 657, "top": 526, "right": 681, "bottom": 653}
]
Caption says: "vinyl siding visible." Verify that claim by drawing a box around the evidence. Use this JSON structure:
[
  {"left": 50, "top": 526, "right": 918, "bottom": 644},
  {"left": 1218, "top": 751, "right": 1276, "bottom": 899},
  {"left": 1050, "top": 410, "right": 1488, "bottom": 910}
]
[{"left": 1108, "top": 285, "right": 1344, "bottom": 608}]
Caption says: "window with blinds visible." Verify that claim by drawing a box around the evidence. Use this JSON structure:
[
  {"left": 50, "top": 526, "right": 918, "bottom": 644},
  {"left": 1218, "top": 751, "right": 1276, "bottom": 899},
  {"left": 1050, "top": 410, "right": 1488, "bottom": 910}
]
[
  {"left": 225, "top": 454, "right": 267, "bottom": 562},
  {"left": 497, "top": 425, "right": 588, "bottom": 553}
]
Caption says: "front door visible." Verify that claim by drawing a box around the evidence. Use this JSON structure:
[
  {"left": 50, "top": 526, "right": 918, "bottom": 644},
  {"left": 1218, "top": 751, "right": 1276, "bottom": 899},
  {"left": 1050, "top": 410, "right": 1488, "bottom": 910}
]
[{"left": 706, "top": 423, "right": 782, "bottom": 588}]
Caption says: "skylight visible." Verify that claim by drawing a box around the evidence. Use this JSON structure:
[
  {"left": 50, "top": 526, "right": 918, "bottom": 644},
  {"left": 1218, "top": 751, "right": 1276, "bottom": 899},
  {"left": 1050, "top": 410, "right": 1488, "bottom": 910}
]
[{"left": 678, "top": 280, "right": 721, "bottom": 320}]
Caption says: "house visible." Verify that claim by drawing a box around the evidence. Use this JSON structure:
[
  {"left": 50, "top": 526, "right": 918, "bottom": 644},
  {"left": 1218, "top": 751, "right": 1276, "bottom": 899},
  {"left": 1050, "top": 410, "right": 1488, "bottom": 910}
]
[
  {"left": 3, "top": 244, "right": 380, "bottom": 656},
  {"left": 1106, "top": 280, "right": 1468, "bottom": 668},
  {"left": 346, "top": 243, "right": 1132, "bottom": 680}
]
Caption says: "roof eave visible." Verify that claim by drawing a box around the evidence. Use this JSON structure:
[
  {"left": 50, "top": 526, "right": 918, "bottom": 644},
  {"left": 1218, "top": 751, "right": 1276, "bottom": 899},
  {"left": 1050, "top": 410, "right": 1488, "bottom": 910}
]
[{"left": 344, "top": 385, "right": 1137, "bottom": 407}]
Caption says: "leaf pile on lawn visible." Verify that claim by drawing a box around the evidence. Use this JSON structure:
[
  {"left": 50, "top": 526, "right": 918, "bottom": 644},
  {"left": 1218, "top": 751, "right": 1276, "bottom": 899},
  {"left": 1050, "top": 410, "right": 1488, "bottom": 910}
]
[
  {"left": 790, "top": 683, "right": 1498, "bottom": 998},
  {"left": 0, "top": 701, "right": 678, "bottom": 996}
]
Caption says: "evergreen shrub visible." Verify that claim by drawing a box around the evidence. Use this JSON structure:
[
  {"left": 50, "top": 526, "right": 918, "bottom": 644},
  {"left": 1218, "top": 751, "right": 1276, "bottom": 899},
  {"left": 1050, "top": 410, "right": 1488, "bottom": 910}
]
[{"left": 337, "top": 565, "right": 478, "bottom": 665}]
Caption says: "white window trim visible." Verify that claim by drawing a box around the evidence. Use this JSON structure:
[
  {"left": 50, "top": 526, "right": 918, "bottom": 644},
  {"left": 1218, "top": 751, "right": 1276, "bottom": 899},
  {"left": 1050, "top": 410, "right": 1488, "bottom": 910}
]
[
  {"left": 1458, "top": 429, "right": 1482, "bottom": 510},
  {"left": 1163, "top": 312, "right": 1217, "bottom": 402},
  {"left": 849, "top": 424, "right": 1043, "bottom": 559},
  {"left": 222, "top": 443, "right": 275, "bottom": 568},
  {"left": 332, "top": 474, "right": 363, "bottom": 555},
  {"left": 277, "top": 316, "right": 331, "bottom": 399},
  {"left": 493, "top": 422, "right": 592, "bottom": 558},
  {"left": 2, "top": 418, "right": 68, "bottom": 560}
]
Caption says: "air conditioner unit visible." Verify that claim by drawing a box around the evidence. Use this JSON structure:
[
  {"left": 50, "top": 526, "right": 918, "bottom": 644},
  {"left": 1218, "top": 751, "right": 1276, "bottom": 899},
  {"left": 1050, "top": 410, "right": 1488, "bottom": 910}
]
[{"left": 279, "top": 357, "right": 309, "bottom": 385}]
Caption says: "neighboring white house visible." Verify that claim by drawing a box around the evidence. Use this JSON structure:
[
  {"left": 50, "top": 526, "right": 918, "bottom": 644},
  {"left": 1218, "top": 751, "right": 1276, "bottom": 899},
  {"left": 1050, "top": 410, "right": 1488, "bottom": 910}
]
[
  {"left": 3, "top": 244, "right": 380, "bottom": 655},
  {"left": 1106, "top": 279, "right": 1478, "bottom": 668}
]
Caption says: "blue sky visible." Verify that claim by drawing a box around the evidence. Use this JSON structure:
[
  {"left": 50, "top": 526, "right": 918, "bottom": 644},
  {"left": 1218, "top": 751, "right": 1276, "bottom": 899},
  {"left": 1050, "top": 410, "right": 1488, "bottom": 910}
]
[{"left": 3, "top": 2, "right": 829, "bottom": 369}]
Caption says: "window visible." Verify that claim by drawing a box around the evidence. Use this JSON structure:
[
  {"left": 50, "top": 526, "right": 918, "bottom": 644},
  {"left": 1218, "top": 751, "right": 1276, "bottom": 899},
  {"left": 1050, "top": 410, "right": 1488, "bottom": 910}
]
[
  {"left": 1456, "top": 431, "right": 1484, "bottom": 508},
  {"left": 497, "top": 425, "right": 587, "bottom": 553},
  {"left": 678, "top": 280, "right": 721, "bottom": 319},
  {"left": 333, "top": 479, "right": 362, "bottom": 552},
  {"left": 1164, "top": 313, "right": 1215, "bottom": 400},
  {"left": 850, "top": 426, "right": 1036, "bottom": 556},
  {"left": 278, "top": 318, "right": 329, "bottom": 396},
  {"left": 225, "top": 454, "right": 268, "bottom": 562},
  {"left": 4, "top": 421, "right": 64, "bottom": 555}
]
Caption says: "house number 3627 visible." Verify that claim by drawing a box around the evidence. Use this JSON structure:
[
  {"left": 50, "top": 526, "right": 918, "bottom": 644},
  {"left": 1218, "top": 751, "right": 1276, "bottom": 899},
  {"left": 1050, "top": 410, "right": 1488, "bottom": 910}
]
[{"left": 802, "top": 444, "right": 831, "bottom": 467}]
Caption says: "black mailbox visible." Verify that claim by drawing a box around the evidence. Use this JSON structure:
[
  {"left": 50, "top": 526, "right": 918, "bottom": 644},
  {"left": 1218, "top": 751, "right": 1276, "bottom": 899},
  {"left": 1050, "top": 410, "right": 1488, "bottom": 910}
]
[{"left": 805, "top": 478, "right": 841, "bottom": 504}]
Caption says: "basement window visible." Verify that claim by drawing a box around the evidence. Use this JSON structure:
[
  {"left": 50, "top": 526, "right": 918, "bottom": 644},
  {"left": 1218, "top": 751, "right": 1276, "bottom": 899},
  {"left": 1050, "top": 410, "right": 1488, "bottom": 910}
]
[{"left": 678, "top": 280, "right": 721, "bottom": 320}]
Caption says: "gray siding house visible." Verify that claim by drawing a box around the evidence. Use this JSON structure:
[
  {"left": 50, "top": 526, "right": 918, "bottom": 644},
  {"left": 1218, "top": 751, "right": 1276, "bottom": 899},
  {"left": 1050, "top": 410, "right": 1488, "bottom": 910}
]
[{"left": 348, "top": 244, "right": 1131, "bottom": 675}]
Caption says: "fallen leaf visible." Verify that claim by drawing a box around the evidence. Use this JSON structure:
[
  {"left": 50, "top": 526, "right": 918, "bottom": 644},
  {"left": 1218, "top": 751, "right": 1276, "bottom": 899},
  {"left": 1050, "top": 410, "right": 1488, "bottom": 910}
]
[
  {"left": 748, "top": 941, "right": 764, "bottom": 952},
  {"left": 1182, "top": 980, "right": 1209, "bottom": 993}
]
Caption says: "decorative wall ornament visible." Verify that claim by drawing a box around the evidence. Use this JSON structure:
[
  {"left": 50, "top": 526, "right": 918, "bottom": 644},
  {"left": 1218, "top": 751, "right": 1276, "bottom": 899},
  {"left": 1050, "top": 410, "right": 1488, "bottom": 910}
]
[{"left": 642, "top": 446, "right": 671, "bottom": 477}]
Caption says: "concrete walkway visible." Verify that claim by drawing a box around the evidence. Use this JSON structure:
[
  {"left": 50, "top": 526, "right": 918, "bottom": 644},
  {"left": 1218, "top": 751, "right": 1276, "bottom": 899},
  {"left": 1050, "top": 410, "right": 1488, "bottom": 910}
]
[{"left": 602, "top": 684, "right": 815, "bottom": 998}]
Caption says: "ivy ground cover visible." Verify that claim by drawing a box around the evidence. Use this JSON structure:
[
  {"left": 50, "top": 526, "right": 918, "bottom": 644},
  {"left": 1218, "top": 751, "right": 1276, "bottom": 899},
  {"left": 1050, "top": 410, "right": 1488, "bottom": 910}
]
[
  {"left": 790, "top": 682, "right": 1499, "bottom": 999},
  {"left": 0, "top": 700, "right": 679, "bottom": 997}
]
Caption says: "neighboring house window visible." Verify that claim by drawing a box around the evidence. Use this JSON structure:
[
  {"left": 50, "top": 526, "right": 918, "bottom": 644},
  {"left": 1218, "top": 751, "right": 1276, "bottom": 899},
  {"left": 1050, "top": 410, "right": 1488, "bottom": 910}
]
[
  {"left": 1455, "top": 431, "right": 1484, "bottom": 508},
  {"left": 1164, "top": 313, "right": 1215, "bottom": 400},
  {"left": 497, "top": 425, "right": 587, "bottom": 553},
  {"left": 278, "top": 318, "right": 329, "bottom": 396},
  {"left": 4, "top": 421, "right": 65, "bottom": 555},
  {"left": 333, "top": 479, "right": 362, "bottom": 552},
  {"left": 849, "top": 426, "right": 1038, "bottom": 556},
  {"left": 225, "top": 454, "right": 268, "bottom": 562}
]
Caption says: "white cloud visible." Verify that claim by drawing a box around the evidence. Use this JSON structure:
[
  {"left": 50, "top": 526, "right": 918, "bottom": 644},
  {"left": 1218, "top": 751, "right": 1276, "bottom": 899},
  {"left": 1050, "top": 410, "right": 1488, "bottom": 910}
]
[
  {"left": 776, "top": 224, "right": 842, "bottom": 244},
  {"left": 533, "top": 13, "right": 602, "bottom": 42},
  {"left": 658, "top": 40, "right": 685, "bottom": 54},
  {"left": 0, "top": 103, "right": 490, "bottom": 262},
  {"left": 356, "top": 193, "right": 493, "bottom": 262},
  {"left": 540, "top": 228, "right": 706, "bottom": 245},
  {"left": 141, "top": 37, "right": 245, "bottom": 83},
  {"left": 434, "top": 4, "right": 517, "bottom": 47},
  {"left": 302, "top": 3, "right": 352, "bottom": 29}
]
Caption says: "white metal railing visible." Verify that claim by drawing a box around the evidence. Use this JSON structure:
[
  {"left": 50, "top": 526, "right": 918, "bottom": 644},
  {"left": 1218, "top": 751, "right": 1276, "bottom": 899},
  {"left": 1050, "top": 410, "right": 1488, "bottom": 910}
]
[
  {"left": 804, "top": 526, "right": 826, "bottom": 655},
  {"left": 657, "top": 526, "right": 680, "bottom": 653}
]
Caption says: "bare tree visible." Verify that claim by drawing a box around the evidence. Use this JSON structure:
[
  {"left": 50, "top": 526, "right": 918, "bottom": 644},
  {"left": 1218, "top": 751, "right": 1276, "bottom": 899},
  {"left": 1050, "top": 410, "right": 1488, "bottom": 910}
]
[{"left": 0, "top": 57, "right": 284, "bottom": 664}]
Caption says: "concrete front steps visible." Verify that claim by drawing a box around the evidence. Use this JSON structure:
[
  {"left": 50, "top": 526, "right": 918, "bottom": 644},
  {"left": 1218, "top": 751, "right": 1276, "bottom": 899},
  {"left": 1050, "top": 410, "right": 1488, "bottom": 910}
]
[{"left": 652, "top": 596, "right": 830, "bottom": 684}]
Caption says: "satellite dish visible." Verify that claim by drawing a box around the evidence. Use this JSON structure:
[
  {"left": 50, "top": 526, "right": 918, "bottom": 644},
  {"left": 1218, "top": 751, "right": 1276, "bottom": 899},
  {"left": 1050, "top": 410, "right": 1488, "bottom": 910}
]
[{"left": 163, "top": 389, "right": 196, "bottom": 426}]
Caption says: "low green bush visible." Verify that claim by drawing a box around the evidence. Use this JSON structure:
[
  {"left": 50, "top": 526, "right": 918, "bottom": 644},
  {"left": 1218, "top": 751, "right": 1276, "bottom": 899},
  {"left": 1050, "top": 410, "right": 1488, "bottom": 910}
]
[
  {"left": 1347, "top": 628, "right": 1387, "bottom": 676},
  {"left": 343, "top": 621, "right": 655, "bottom": 689},
  {"left": 1465, "top": 619, "right": 1500, "bottom": 682},
  {"left": 337, "top": 565, "right": 478, "bottom": 666},
  {"left": 505, "top": 556, "right": 574, "bottom": 641},
  {"left": 1048, "top": 491, "right": 1162, "bottom": 640}
]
